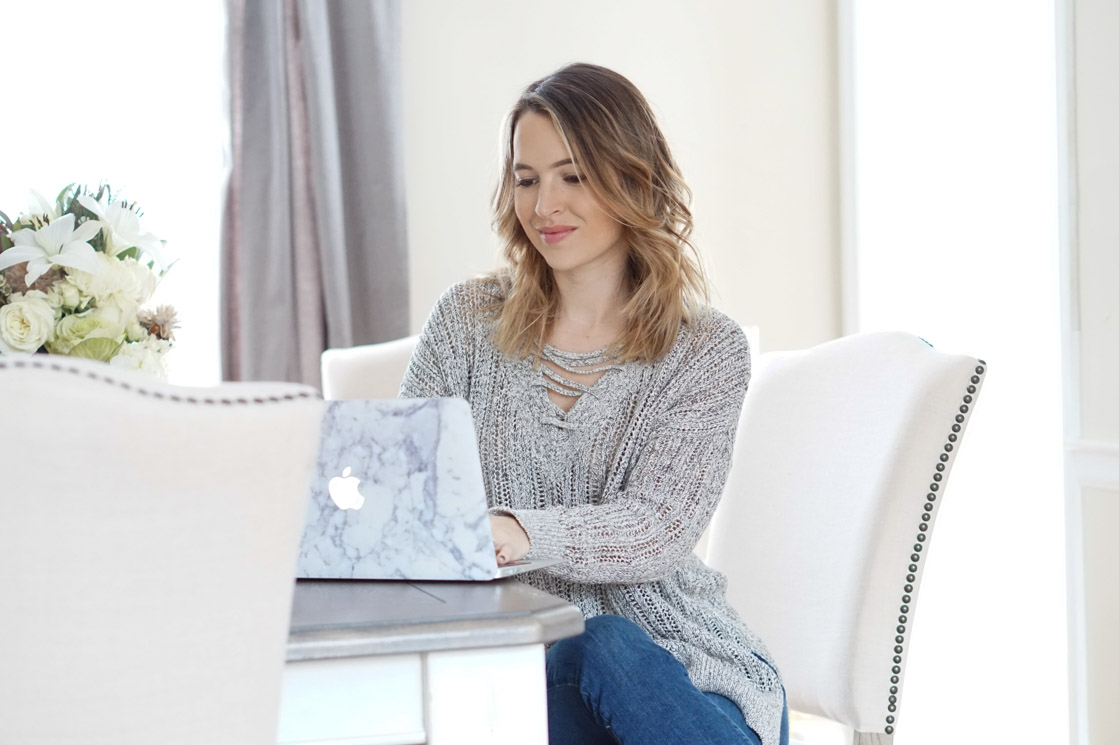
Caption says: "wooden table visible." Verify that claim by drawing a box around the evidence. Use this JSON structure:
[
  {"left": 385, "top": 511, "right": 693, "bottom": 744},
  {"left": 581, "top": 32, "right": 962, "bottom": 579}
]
[{"left": 277, "top": 578, "right": 584, "bottom": 745}]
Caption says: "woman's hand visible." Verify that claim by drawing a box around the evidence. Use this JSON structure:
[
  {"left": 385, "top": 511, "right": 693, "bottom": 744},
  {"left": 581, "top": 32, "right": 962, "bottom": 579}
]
[{"left": 490, "top": 515, "right": 530, "bottom": 565}]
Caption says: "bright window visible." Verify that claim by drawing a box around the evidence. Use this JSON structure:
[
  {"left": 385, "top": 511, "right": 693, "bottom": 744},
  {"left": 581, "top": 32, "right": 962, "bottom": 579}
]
[
  {"left": 2, "top": 0, "right": 226, "bottom": 385},
  {"left": 849, "top": 1, "right": 1067, "bottom": 742}
]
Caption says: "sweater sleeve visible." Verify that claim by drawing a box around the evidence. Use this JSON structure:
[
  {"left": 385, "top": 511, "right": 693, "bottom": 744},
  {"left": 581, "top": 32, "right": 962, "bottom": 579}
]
[
  {"left": 499, "top": 318, "right": 751, "bottom": 584},
  {"left": 399, "top": 283, "right": 478, "bottom": 399}
]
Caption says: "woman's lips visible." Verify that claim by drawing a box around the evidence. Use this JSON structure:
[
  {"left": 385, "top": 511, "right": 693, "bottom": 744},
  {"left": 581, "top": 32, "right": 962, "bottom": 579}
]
[{"left": 541, "top": 228, "right": 576, "bottom": 244}]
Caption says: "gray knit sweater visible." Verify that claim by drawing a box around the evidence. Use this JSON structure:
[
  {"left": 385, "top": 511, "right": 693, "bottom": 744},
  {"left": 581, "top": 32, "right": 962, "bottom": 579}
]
[{"left": 401, "top": 278, "right": 785, "bottom": 745}]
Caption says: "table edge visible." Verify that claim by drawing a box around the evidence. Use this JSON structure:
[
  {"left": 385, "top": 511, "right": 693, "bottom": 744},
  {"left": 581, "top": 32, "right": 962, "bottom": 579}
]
[{"left": 286, "top": 603, "right": 585, "bottom": 661}]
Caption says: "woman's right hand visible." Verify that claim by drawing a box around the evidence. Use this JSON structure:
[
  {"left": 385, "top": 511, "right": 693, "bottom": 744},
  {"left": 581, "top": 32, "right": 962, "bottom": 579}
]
[{"left": 490, "top": 515, "right": 530, "bottom": 565}]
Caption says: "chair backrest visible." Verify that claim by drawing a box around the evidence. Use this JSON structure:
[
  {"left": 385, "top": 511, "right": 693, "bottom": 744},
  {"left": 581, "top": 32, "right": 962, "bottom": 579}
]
[
  {"left": 705, "top": 332, "right": 986, "bottom": 739},
  {"left": 0, "top": 356, "right": 324, "bottom": 745},
  {"left": 320, "top": 335, "right": 419, "bottom": 399}
]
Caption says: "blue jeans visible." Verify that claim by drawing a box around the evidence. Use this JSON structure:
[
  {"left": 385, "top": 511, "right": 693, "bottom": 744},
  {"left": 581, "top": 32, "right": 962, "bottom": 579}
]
[{"left": 546, "top": 614, "right": 790, "bottom": 745}]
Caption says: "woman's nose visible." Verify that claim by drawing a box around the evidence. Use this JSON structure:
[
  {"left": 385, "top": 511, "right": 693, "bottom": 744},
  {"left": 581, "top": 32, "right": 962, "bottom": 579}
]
[{"left": 535, "top": 179, "right": 562, "bottom": 217}]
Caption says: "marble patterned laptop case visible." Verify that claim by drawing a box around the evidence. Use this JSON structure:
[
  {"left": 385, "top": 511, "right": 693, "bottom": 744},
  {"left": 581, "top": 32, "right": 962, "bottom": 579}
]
[{"left": 297, "top": 398, "right": 501, "bottom": 581}]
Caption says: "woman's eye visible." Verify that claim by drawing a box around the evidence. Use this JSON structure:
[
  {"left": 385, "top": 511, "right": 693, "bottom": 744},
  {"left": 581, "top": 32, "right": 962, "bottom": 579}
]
[
  {"left": 515, "top": 178, "right": 537, "bottom": 188},
  {"left": 564, "top": 174, "right": 583, "bottom": 184}
]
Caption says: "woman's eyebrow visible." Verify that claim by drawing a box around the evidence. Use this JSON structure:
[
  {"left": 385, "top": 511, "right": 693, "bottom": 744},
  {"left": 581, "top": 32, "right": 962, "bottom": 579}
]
[{"left": 513, "top": 158, "right": 574, "bottom": 172}]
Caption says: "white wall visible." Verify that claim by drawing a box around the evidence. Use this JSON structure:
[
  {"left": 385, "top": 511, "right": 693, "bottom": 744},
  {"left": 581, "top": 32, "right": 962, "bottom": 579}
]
[
  {"left": 1064, "top": 1, "right": 1119, "bottom": 743},
  {"left": 400, "top": 0, "right": 840, "bottom": 352}
]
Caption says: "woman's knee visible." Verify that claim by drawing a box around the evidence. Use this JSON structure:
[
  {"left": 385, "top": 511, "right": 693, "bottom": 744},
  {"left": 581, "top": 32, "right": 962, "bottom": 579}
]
[
  {"left": 584, "top": 614, "right": 647, "bottom": 642},
  {"left": 547, "top": 614, "right": 654, "bottom": 677}
]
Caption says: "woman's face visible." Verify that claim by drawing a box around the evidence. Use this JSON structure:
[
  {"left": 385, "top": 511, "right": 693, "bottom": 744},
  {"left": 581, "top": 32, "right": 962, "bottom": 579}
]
[{"left": 512, "top": 111, "right": 626, "bottom": 281}]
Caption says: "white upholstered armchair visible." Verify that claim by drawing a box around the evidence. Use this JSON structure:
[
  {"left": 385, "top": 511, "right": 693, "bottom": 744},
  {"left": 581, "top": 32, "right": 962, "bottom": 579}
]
[
  {"left": 706, "top": 331, "right": 987, "bottom": 744},
  {"left": 321, "top": 334, "right": 419, "bottom": 400},
  {"left": 0, "top": 356, "right": 324, "bottom": 745}
]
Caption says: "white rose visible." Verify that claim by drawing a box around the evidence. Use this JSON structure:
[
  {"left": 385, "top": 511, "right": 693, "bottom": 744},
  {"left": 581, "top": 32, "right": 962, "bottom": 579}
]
[
  {"left": 120, "top": 257, "right": 158, "bottom": 305},
  {"left": 0, "top": 290, "right": 57, "bottom": 354},
  {"left": 46, "top": 279, "right": 84, "bottom": 311},
  {"left": 95, "top": 293, "right": 139, "bottom": 333}
]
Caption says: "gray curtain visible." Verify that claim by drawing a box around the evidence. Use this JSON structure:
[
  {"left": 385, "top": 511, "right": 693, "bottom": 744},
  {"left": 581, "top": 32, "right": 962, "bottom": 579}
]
[{"left": 222, "top": 0, "right": 408, "bottom": 387}]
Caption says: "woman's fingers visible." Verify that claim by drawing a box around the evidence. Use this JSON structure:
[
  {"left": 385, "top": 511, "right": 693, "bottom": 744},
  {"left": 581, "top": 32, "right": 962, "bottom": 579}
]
[{"left": 490, "top": 515, "right": 530, "bottom": 564}]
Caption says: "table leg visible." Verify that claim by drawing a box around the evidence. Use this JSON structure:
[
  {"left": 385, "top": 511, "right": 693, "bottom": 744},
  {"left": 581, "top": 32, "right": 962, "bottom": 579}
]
[{"left": 424, "top": 643, "right": 548, "bottom": 745}]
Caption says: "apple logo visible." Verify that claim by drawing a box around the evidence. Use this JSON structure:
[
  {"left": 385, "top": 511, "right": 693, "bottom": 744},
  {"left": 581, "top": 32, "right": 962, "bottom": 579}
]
[{"left": 327, "top": 466, "right": 366, "bottom": 510}]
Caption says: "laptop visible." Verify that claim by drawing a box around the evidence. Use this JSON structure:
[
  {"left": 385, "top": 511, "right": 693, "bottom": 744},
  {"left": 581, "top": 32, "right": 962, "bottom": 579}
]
[{"left": 296, "top": 398, "right": 559, "bottom": 581}]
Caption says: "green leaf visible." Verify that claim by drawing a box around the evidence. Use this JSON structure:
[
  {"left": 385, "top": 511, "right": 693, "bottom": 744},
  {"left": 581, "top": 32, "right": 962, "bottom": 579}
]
[
  {"left": 55, "top": 183, "right": 78, "bottom": 213},
  {"left": 118, "top": 247, "right": 140, "bottom": 261},
  {"left": 68, "top": 337, "right": 122, "bottom": 362}
]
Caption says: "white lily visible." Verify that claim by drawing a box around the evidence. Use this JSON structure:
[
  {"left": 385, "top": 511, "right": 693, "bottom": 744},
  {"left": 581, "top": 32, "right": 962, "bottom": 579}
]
[
  {"left": 21, "top": 189, "right": 61, "bottom": 222},
  {"left": 0, "top": 214, "right": 104, "bottom": 286},
  {"left": 77, "top": 193, "right": 167, "bottom": 271}
]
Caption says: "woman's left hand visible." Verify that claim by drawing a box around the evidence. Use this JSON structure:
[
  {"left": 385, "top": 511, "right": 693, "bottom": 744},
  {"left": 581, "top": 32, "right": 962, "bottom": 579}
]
[{"left": 490, "top": 515, "right": 530, "bottom": 565}]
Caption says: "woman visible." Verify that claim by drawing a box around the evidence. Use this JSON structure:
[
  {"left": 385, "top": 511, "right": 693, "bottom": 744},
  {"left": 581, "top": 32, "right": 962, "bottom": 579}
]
[{"left": 401, "top": 62, "right": 789, "bottom": 745}]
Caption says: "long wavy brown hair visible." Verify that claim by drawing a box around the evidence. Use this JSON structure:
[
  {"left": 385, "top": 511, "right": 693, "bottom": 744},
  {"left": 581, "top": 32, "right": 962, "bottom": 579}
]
[{"left": 488, "top": 62, "right": 708, "bottom": 363}]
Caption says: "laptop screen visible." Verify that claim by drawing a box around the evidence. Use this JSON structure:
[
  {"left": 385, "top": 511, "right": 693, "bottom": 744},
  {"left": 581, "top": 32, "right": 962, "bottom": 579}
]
[{"left": 297, "top": 398, "right": 500, "bottom": 580}]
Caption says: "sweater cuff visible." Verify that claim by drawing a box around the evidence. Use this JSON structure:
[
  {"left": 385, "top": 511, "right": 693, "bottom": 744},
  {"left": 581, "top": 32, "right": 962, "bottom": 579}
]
[{"left": 490, "top": 507, "right": 567, "bottom": 561}]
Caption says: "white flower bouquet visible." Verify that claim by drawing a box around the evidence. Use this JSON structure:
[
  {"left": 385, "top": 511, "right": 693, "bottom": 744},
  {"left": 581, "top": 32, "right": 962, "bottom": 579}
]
[{"left": 0, "top": 184, "right": 177, "bottom": 376}]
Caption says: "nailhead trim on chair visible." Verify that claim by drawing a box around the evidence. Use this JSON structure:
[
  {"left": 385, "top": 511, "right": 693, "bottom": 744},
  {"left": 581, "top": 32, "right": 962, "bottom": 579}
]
[
  {"left": 0, "top": 358, "right": 321, "bottom": 404},
  {"left": 882, "top": 360, "right": 986, "bottom": 736}
]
